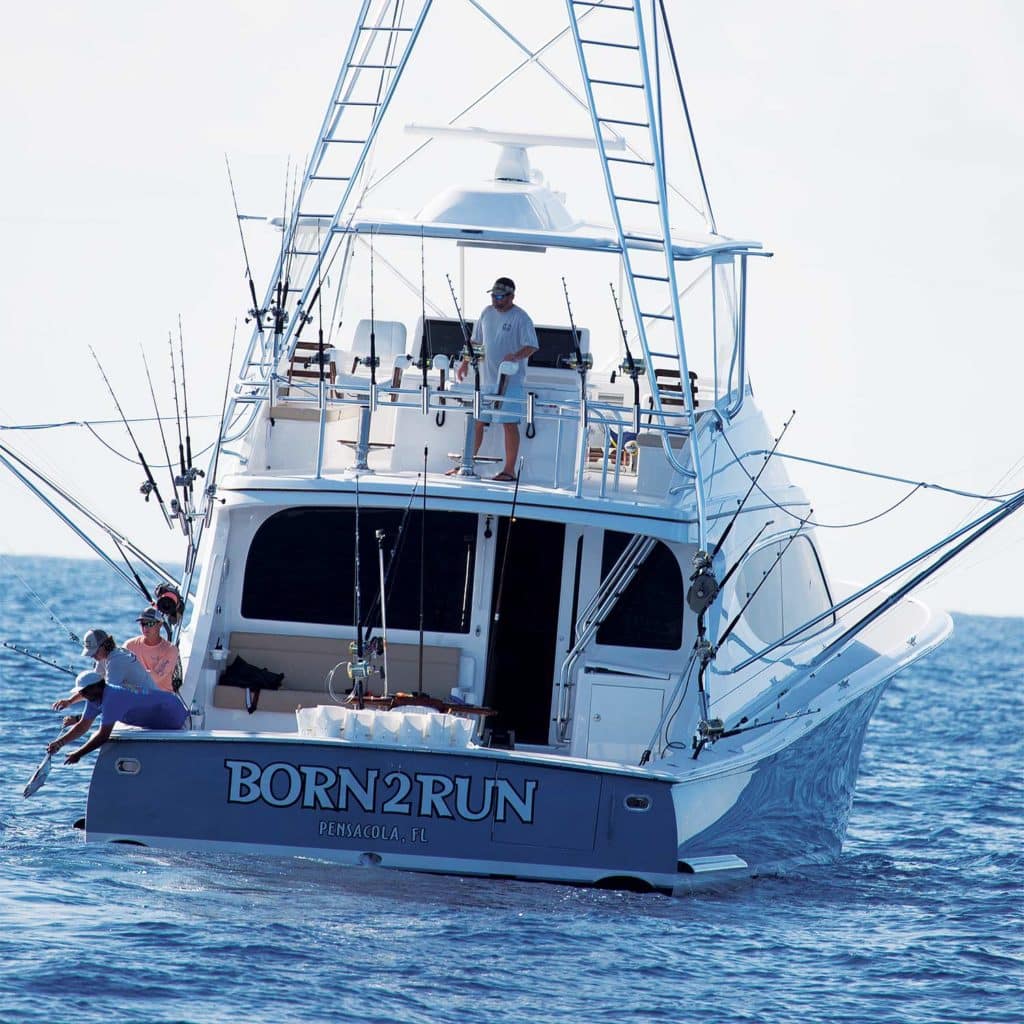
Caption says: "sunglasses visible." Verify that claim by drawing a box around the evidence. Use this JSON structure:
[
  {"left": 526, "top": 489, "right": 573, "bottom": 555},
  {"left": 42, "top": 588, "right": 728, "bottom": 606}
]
[
  {"left": 140, "top": 620, "right": 161, "bottom": 627},
  {"left": 491, "top": 291, "right": 511, "bottom": 300}
]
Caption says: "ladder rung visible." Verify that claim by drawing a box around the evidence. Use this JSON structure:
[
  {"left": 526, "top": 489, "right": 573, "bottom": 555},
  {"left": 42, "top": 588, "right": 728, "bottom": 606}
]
[
  {"left": 572, "top": 1, "right": 635, "bottom": 9},
  {"left": 614, "top": 194, "right": 659, "bottom": 206},
  {"left": 607, "top": 156, "right": 653, "bottom": 166},
  {"left": 333, "top": 101, "right": 380, "bottom": 107},
  {"left": 634, "top": 273, "right": 669, "bottom": 282},
  {"left": 598, "top": 117, "right": 649, "bottom": 128},
  {"left": 322, "top": 138, "right": 367, "bottom": 145},
  {"left": 580, "top": 38, "right": 639, "bottom": 50},
  {"left": 622, "top": 232, "right": 662, "bottom": 243},
  {"left": 589, "top": 78, "right": 643, "bottom": 89},
  {"left": 288, "top": 249, "right": 321, "bottom": 257},
  {"left": 357, "top": 26, "right": 413, "bottom": 32},
  {"left": 641, "top": 311, "right": 674, "bottom": 321},
  {"left": 349, "top": 63, "right": 399, "bottom": 69},
  {"left": 309, "top": 175, "right": 352, "bottom": 182},
  {"left": 648, "top": 351, "right": 679, "bottom": 359}
]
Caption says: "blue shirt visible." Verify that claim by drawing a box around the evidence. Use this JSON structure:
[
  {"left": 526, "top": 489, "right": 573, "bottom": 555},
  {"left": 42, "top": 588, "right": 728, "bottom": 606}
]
[
  {"left": 97, "top": 648, "right": 157, "bottom": 693},
  {"left": 82, "top": 683, "right": 187, "bottom": 730}
]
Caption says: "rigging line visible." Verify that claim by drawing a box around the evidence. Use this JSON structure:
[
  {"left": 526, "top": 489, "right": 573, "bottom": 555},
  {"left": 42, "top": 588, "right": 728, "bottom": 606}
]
[
  {"left": 718, "top": 429, "right": 928, "bottom": 530},
  {"left": 353, "top": 234, "right": 447, "bottom": 318},
  {"left": 0, "top": 415, "right": 221, "bottom": 432},
  {"left": 82, "top": 422, "right": 216, "bottom": 469},
  {"left": 0, "top": 552, "right": 81, "bottom": 645},
  {"left": 748, "top": 447, "right": 1024, "bottom": 504},
  {"left": 655, "top": 0, "right": 717, "bottom": 233}
]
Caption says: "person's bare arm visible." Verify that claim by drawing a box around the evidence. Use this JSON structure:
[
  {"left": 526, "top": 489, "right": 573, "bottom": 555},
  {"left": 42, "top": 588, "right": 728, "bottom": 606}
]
[
  {"left": 47, "top": 714, "right": 94, "bottom": 755},
  {"left": 52, "top": 692, "right": 85, "bottom": 712},
  {"left": 64, "top": 722, "right": 115, "bottom": 764}
]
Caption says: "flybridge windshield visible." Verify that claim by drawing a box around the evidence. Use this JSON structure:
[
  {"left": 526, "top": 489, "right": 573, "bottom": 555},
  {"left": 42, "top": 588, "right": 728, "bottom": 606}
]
[{"left": 419, "top": 318, "right": 587, "bottom": 370}]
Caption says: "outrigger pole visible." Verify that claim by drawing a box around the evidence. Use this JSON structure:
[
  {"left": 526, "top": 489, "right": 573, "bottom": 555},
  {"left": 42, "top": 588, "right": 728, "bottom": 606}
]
[{"left": 0, "top": 440, "right": 176, "bottom": 595}]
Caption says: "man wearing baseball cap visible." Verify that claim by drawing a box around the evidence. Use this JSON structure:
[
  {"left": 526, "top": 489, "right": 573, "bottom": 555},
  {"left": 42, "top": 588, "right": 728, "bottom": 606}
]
[
  {"left": 454, "top": 276, "right": 538, "bottom": 481},
  {"left": 125, "top": 608, "right": 180, "bottom": 692},
  {"left": 47, "top": 669, "right": 187, "bottom": 765},
  {"left": 51, "top": 627, "right": 157, "bottom": 717}
]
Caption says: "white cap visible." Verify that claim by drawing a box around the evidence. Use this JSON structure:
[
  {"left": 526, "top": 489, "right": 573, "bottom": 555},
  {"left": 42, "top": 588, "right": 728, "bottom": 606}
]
[
  {"left": 81, "top": 628, "right": 109, "bottom": 658},
  {"left": 73, "top": 670, "right": 104, "bottom": 694}
]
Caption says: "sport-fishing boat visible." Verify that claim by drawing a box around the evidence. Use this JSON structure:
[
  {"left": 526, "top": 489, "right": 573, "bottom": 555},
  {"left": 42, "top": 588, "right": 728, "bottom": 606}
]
[{"left": 6, "top": 2, "right": 1022, "bottom": 893}]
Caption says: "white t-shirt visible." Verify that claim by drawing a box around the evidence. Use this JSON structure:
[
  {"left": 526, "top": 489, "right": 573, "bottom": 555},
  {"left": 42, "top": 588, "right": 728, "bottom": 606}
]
[
  {"left": 97, "top": 647, "right": 157, "bottom": 693},
  {"left": 471, "top": 305, "right": 538, "bottom": 392}
]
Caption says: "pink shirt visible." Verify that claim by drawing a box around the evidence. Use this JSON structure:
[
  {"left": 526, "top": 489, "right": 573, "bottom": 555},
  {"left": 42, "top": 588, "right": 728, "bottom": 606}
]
[{"left": 124, "top": 636, "right": 179, "bottom": 693}]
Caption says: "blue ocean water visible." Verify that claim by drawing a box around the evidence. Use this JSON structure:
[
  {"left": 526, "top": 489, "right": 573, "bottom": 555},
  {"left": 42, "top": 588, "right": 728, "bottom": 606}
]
[{"left": 0, "top": 556, "right": 1021, "bottom": 1024}]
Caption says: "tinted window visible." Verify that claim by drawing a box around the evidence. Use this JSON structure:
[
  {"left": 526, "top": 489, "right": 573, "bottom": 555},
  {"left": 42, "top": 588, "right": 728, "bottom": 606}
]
[
  {"left": 734, "top": 535, "right": 834, "bottom": 646},
  {"left": 242, "top": 507, "right": 477, "bottom": 633},
  {"left": 596, "top": 532, "right": 683, "bottom": 650}
]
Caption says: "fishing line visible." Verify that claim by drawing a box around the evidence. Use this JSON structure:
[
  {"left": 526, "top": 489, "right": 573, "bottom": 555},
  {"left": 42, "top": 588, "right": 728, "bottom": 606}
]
[
  {"left": 140, "top": 345, "right": 184, "bottom": 521},
  {"left": 0, "top": 552, "right": 81, "bottom": 645}
]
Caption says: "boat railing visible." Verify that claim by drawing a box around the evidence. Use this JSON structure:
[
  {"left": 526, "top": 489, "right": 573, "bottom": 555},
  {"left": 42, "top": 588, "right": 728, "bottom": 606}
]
[{"left": 230, "top": 367, "right": 710, "bottom": 498}]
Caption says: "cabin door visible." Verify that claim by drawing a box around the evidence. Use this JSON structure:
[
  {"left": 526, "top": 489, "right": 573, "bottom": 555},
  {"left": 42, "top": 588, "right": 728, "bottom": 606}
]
[{"left": 483, "top": 518, "right": 566, "bottom": 745}]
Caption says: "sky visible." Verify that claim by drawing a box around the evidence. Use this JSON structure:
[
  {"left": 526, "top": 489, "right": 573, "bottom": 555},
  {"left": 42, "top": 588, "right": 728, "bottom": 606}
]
[{"left": 0, "top": 0, "right": 1021, "bottom": 617}]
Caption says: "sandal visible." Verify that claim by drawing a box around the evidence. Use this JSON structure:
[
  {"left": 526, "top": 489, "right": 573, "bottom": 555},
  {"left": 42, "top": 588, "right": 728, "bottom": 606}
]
[{"left": 492, "top": 471, "right": 515, "bottom": 482}]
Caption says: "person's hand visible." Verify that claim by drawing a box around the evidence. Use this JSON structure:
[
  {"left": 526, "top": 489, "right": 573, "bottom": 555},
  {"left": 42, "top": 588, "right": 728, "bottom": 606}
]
[
  {"left": 46, "top": 738, "right": 63, "bottom": 756},
  {"left": 64, "top": 750, "right": 82, "bottom": 766},
  {"left": 52, "top": 698, "right": 72, "bottom": 711},
  {"left": 456, "top": 360, "right": 468, "bottom": 383}
]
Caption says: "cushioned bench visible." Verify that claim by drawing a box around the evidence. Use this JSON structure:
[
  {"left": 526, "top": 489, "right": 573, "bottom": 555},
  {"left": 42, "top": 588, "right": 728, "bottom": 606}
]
[{"left": 212, "top": 631, "right": 461, "bottom": 713}]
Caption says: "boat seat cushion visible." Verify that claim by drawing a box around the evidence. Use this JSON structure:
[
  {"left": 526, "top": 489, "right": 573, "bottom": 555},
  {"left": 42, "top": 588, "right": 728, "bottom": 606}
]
[{"left": 211, "top": 631, "right": 460, "bottom": 711}]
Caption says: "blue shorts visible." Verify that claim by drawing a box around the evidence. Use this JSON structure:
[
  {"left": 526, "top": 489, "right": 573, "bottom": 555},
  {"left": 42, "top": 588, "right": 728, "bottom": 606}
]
[{"left": 481, "top": 378, "right": 525, "bottom": 425}]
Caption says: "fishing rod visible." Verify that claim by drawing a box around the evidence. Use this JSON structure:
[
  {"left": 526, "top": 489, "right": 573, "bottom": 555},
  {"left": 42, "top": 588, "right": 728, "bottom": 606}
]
[
  {"left": 417, "top": 446, "right": 427, "bottom": 696},
  {"left": 445, "top": 273, "right": 481, "bottom": 417},
  {"left": 367, "top": 233, "right": 378, "bottom": 391},
  {"left": 483, "top": 457, "right": 524, "bottom": 708},
  {"left": 224, "top": 153, "right": 265, "bottom": 332},
  {"left": 375, "top": 528, "right": 390, "bottom": 698},
  {"left": 362, "top": 475, "right": 419, "bottom": 641},
  {"left": 710, "top": 411, "right": 796, "bottom": 560},
  {"left": 349, "top": 473, "right": 367, "bottom": 710},
  {"left": 0, "top": 554, "right": 81, "bottom": 646},
  {"left": 2, "top": 641, "right": 76, "bottom": 676},
  {"left": 88, "top": 345, "right": 172, "bottom": 529},
  {"left": 418, "top": 229, "right": 429, "bottom": 415},
  {"left": 178, "top": 315, "right": 202, "bottom": 497},
  {"left": 610, "top": 283, "right": 643, "bottom": 436},
  {"left": 141, "top": 345, "right": 187, "bottom": 535},
  {"left": 561, "top": 277, "right": 590, "bottom": 396},
  {"left": 167, "top": 330, "right": 189, "bottom": 503},
  {"left": 685, "top": 412, "right": 797, "bottom": 622}
]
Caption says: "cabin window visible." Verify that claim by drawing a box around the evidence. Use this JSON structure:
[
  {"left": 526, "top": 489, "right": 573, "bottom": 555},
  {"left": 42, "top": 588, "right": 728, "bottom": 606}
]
[
  {"left": 596, "top": 532, "right": 683, "bottom": 650},
  {"left": 241, "top": 507, "right": 478, "bottom": 633},
  {"left": 734, "top": 535, "right": 834, "bottom": 647}
]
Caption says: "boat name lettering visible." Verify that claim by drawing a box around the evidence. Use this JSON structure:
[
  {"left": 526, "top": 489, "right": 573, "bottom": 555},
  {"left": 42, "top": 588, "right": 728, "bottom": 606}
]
[{"left": 225, "top": 760, "right": 537, "bottom": 824}]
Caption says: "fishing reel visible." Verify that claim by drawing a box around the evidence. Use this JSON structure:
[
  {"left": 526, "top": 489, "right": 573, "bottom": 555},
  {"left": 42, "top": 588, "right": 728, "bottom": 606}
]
[
  {"left": 686, "top": 549, "right": 719, "bottom": 615},
  {"left": 139, "top": 479, "right": 155, "bottom": 501},
  {"left": 693, "top": 717, "right": 725, "bottom": 752},
  {"left": 617, "top": 356, "right": 646, "bottom": 377},
  {"left": 559, "top": 352, "right": 593, "bottom": 371}
]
